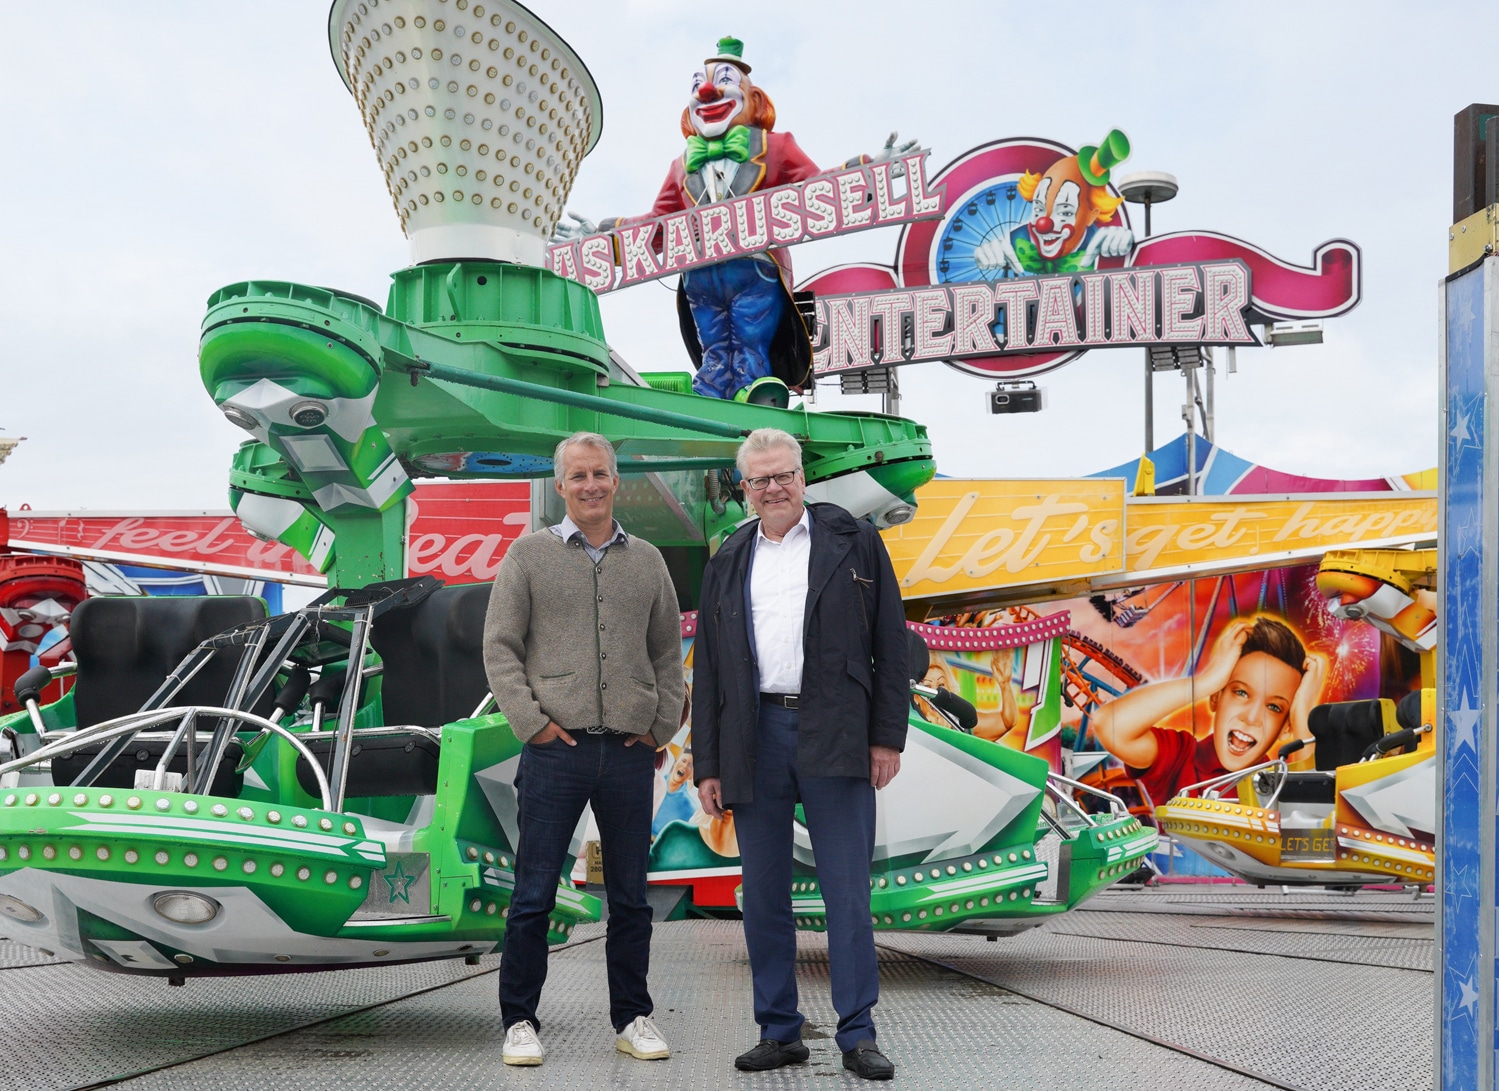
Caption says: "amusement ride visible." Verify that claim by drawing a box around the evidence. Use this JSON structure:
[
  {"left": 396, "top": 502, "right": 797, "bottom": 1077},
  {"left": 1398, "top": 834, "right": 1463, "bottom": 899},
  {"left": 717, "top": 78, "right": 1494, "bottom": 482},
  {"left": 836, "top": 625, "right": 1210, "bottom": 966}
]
[{"left": 0, "top": 0, "right": 1160, "bottom": 982}]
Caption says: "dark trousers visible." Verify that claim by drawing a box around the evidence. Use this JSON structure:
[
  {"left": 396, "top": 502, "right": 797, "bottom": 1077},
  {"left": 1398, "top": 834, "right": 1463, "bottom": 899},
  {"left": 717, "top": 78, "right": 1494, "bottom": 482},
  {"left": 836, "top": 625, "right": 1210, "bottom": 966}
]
[
  {"left": 499, "top": 733, "right": 655, "bottom": 1032},
  {"left": 733, "top": 702, "right": 879, "bottom": 1052}
]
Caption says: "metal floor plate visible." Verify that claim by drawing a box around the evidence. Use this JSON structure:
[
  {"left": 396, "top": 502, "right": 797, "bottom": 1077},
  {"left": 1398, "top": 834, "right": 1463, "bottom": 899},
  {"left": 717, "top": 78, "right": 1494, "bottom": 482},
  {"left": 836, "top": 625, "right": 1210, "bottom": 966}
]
[{"left": 0, "top": 890, "right": 1431, "bottom": 1091}]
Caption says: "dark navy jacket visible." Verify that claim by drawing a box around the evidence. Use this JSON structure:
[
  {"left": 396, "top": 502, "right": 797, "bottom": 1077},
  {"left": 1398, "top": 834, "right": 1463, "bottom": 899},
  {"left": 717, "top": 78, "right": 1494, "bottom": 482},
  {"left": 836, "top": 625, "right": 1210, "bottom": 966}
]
[{"left": 693, "top": 502, "right": 909, "bottom": 805}]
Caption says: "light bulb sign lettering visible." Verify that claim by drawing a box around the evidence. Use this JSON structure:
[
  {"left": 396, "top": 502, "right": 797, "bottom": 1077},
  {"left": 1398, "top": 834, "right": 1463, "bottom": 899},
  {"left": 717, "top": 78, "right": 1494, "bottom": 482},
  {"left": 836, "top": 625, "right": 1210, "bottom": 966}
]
[
  {"left": 802, "top": 135, "right": 1363, "bottom": 379},
  {"left": 812, "top": 259, "right": 1256, "bottom": 374},
  {"left": 545, "top": 155, "right": 944, "bottom": 293}
]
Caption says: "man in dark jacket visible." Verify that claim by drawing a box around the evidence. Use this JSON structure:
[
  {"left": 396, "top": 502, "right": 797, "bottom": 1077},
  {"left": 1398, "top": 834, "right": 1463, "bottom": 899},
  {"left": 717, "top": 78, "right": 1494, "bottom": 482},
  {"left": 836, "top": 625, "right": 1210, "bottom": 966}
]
[{"left": 694, "top": 427, "right": 908, "bottom": 1081}]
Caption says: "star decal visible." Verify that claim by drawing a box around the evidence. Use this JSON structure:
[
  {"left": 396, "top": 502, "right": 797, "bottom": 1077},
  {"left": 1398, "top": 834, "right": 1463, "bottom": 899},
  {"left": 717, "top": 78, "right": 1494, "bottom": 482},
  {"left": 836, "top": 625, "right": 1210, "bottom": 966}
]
[
  {"left": 1450, "top": 401, "right": 1474, "bottom": 445},
  {"left": 1448, "top": 695, "right": 1481, "bottom": 755},
  {"left": 1453, "top": 286, "right": 1479, "bottom": 341},
  {"left": 384, "top": 860, "right": 417, "bottom": 904},
  {"left": 1458, "top": 974, "right": 1479, "bottom": 1015}
]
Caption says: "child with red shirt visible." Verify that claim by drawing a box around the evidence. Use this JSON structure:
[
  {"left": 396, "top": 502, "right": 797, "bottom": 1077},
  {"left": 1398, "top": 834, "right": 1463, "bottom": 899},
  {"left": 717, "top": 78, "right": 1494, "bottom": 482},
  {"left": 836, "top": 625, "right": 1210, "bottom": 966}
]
[{"left": 1091, "top": 617, "right": 1326, "bottom": 804}]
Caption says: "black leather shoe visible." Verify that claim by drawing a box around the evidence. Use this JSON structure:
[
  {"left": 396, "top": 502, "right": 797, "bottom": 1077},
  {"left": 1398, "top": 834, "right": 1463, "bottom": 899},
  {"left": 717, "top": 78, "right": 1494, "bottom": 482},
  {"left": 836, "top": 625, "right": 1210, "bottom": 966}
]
[
  {"left": 842, "top": 1039, "right": 894, "bottom": 1080},
  {"left": 734, "top": 1038, "right": 810, "bottom": 1071}
]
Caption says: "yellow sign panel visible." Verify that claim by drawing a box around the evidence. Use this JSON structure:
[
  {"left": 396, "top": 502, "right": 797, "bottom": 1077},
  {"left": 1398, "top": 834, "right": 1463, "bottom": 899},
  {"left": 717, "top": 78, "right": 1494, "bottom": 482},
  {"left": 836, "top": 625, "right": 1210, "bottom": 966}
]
[
  {"left": 883, "top": 479, "right": 1127, "bottom": 599},
  {"left": 884, "top": 480, "right": 1437, "bottom": 604},
  {"left": 1125, "top": 495, "right": 1438, "bottom": 576}
]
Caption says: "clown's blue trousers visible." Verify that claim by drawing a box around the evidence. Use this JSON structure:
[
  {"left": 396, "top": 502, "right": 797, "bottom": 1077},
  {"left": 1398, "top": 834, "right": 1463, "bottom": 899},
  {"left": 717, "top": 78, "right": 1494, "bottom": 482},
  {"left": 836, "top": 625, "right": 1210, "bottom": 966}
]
[{"left": 683, "top": 257, "right": 785, "bottom": 399}]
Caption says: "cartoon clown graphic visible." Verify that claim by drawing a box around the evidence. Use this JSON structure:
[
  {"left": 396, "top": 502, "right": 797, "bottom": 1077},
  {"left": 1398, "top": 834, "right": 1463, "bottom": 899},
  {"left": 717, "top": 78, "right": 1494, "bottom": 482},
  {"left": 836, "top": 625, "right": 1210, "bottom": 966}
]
[
  {"left": 973, "top": 130, "right": 1135, "bottom": 276},
  {"left": 563, "top": 36, "right": 916, "bottom": 403}
]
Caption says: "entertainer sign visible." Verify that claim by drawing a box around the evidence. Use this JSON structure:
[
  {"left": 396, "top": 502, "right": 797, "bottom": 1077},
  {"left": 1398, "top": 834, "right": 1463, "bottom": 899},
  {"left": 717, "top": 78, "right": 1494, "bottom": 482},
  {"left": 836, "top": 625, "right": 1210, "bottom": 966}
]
[
  {"left": 545, "top": 155, "right": 942, "bottom": 294},
  {"left": 800, "top": 133, "right": 1363, "bottom": 379},
  {"left": 812, "top": 260, "right": 1256, "bottom": 374}
]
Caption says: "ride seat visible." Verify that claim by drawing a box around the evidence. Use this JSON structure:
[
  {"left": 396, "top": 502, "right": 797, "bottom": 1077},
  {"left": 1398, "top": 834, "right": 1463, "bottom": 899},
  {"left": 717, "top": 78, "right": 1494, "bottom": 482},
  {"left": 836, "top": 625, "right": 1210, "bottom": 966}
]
[
  {"left": 1307, "top": 699, "right": 1396, "bottom": 771},
  {"left": 68, "top": 596, "right": 270, "bottom": 728},
  {"left": 52, "top": 734, "right": 244, "bottom": 797},
  {"left": 369, "top": 583, "right": 492, "bottom": 728},
  {"left": 1276, "top": 771, "right": 1336, "bottom": 805},
  {"left": 293, "top": 728, "right": 442, "bottom": 799},
  {"left": 291, "top": 584, "right": 491, "bottom": 799}
]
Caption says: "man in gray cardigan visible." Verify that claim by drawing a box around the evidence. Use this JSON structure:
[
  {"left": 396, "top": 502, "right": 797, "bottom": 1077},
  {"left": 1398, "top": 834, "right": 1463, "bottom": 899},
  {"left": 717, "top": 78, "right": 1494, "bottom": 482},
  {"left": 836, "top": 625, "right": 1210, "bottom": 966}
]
[{"left": 483, "top": 431, "right": 684, "bottom": 1067}]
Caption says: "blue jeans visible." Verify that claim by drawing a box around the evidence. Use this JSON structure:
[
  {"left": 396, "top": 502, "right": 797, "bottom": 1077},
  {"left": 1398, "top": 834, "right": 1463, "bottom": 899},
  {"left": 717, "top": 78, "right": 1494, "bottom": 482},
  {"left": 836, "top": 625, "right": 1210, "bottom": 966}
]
[
  {"left": 733, "top": 702, "right": 880, "bottom": 1052},
  {"left": 499, "top": 733, "right": 655, "bottom": 1032},
  {"left": 683, "top": 257, "right": 785, "bottom": 399}
]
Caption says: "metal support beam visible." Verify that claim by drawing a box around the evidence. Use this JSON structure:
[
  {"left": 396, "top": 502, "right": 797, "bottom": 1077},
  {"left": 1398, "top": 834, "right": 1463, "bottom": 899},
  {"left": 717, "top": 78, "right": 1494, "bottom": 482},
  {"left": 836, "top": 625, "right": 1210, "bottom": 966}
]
[
  {"left": 1438, "top": 255, "right": 1498, "bottom": 1090},
  {"left": 403, "top": 358, "right": 750, "bottom": 440}
]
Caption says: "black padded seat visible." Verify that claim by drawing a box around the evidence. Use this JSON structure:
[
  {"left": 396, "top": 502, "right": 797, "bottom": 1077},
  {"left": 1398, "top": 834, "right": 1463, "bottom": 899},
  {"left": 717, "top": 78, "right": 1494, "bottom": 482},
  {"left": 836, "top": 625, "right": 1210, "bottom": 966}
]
[
  {"left": 69, "top": 596, "right": 270, "bottom": 728},
  {"left": 1276, "top": 771, "right": 1336, "bottom": 805},
  {"left": 1396, "top": 690, "right": 1425, "bottom": 730},
  {"left": 369, "top": 582, "right": 492, "bottom": 728},
  {"left": 52, "top": 735, "right": 244, "bottom": 797},
  {"left": 1308, "top": 700, "right": 1391, "bottom": 771},
  {"left": 293, "top": 729, "right": 441, "bottom": 799},
  {"left": 907, "top": 630, "right": 930, "bottom": 682}
]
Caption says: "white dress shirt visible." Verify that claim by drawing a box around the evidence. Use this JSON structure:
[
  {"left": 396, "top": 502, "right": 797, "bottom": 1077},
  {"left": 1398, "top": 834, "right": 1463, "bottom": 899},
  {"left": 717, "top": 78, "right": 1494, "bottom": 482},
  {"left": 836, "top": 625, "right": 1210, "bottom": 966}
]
[{"left": 750, "top": 508, "right": 811, "bottom": 694}]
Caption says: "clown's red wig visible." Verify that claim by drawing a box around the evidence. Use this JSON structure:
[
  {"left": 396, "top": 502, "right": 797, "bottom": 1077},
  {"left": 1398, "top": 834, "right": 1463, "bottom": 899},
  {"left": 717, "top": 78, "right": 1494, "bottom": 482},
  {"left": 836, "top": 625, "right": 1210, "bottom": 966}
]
[{"left": 680, "top": 85, "right": 777, "bottom": 138}]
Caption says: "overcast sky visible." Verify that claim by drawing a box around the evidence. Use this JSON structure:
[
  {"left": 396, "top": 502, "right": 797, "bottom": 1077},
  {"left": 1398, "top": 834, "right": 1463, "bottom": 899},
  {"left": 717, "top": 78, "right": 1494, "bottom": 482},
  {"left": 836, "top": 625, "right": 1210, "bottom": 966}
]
[{"left": 0, "top": 1, "right": 1486, "bottom": 510}]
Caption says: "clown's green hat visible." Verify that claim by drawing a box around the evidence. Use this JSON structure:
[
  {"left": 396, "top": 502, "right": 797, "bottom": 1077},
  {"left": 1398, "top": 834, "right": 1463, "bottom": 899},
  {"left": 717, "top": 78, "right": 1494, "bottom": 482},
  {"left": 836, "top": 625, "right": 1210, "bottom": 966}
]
[
  {"left": 1077, "top": 129, "right": 1130, "bottom": 186},
  {"left": 705, "top": 35, "right": 750, "bottom": 74}
]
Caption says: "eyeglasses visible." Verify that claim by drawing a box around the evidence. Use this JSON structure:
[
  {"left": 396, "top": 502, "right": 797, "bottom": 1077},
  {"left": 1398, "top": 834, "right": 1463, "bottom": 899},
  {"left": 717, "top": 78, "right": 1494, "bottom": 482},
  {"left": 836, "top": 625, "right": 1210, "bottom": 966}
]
[{"left": 743, "top": 470, "right": 800, "bottom": 491}]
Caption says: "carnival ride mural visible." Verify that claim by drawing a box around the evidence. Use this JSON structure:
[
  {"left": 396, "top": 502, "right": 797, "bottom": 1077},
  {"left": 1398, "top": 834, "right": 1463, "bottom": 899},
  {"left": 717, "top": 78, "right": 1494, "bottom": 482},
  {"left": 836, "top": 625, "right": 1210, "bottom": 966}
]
[{"left": 1154, "top": 548, "right": 1436, "bottom": 887}]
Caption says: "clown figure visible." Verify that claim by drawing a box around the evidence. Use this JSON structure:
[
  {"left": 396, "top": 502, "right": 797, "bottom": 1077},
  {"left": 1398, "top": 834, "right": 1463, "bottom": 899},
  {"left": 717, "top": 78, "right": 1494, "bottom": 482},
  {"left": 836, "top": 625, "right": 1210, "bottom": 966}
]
[
  {"left": 973, "top": 130, "right": 1135, "bottom": 276},
  {"left": 566, "top": 37, "right": 917, "bottom": 402}
]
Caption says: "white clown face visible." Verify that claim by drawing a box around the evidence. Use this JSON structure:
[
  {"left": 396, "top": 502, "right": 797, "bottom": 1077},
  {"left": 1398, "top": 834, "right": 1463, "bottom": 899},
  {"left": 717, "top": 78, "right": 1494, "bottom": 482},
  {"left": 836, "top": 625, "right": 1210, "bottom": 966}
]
[
  {"left": 1030, "top": 178, "right": 1082, "bottom": 260},
  {"left": 688, "top": 63, "right": 747, "bottom": 138}
]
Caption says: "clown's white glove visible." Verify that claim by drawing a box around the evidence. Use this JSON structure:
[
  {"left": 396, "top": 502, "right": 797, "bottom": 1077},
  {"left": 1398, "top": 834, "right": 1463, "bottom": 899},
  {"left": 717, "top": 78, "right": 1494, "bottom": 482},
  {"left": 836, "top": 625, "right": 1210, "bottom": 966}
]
[
  {"left": 1080, "top": 225, "right": 1135, "bottom": 264},
  {"left": 551, "top": 211, "right": 599, "bottom": 243},
  {"left": 972, "top": 232, "right": 1024, "bottom": 274},
  {"left": 867, "top": 132, "right": 924, "bottom": 177}
]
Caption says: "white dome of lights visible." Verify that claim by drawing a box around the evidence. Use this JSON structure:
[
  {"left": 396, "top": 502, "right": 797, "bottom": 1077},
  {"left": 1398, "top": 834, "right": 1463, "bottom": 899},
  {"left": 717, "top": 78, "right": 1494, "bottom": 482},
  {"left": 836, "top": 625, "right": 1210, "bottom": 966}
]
[{"left": 328, "top": 0, "right": 602, "bottom": 266}]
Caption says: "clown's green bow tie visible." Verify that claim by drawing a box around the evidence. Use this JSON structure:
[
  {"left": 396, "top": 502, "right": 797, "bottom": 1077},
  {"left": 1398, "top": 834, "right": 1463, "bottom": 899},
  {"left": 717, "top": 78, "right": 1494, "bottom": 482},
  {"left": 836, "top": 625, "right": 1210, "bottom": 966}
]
[{"left": 684, "top": 128, "right": 752, "bottom": 173}]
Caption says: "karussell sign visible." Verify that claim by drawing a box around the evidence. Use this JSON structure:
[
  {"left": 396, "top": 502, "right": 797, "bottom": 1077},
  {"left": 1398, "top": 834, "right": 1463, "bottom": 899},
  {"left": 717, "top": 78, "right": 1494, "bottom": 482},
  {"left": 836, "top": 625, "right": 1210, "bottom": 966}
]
[{"left": 545, "top": 155, "right": 942, "bottom": 293}]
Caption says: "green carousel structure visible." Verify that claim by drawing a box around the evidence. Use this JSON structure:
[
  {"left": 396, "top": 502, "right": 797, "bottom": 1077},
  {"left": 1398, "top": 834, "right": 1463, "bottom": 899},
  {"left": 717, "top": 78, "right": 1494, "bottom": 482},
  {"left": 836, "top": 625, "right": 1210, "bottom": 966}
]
[{"left": 0, "top": 0, "right": 1152, "bottom": 981}]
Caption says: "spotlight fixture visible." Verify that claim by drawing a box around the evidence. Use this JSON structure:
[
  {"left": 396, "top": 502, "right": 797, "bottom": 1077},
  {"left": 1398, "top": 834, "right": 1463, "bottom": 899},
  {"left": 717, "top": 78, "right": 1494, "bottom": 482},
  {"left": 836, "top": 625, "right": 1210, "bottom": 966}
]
[
  {"left": 221, "top": 405, "right": 259, "bottom": 431},
  {"left": 1262, "top": 321, "right": 1324, "bottom": 347},
  {"left": 989, "top": 381, "right": 1044, "bottom": 415},
  {"left": 153, "top": 891, "right": 221, "bottom": 925},
  {"left": 289, "top": 401, "right": 329, "bottom": 428},
  {"left": 0, "top": 894, "right": 44, "bottom": 924}
]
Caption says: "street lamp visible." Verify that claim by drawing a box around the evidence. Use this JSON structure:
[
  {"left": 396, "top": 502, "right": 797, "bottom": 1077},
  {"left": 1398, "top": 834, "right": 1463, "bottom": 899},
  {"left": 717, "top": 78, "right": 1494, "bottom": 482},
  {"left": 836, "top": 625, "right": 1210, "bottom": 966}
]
[
  {"left": 1117, "top": 172, "right": 1180, "bottom": 458},
  {"left": 1116, "top": 172, "right": 1180, "bottom": 238}
]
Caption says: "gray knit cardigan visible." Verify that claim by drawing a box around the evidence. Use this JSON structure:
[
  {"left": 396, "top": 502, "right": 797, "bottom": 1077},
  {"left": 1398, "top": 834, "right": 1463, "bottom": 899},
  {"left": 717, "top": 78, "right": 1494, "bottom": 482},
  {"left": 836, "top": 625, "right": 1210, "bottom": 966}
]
[{"left": 482, "top": 528, "right": 684, "bottom": 746}]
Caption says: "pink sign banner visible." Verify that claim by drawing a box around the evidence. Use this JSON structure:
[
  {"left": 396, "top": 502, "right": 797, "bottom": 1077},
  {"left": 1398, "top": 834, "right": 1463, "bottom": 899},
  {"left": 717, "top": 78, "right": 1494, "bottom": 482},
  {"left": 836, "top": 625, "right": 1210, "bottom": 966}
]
[
  {"left": 545, "top": 154, "right": 944, "bottom": 294},
  {"left": 4, "top": 483, "right": 534, "bottom": 588},
  {"left": 801, "top": 136, "right": 1364, "bottom": 380},
  {"left": 402, "top": 481, "right": 531, "bottom": 584},
  {"left": 812, "top": 260, "right": 1256, "bottom": 375}
]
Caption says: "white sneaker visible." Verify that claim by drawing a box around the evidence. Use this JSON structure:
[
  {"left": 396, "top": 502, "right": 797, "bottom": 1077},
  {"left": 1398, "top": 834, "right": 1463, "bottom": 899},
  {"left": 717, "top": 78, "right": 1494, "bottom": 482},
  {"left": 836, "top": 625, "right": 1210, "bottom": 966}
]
[
  {"left": 616, "top": 1014, "right": 670, "bottom": 1060},
  {"left": 502, "top": 1020, "right": 544, "bottom": 1066}
]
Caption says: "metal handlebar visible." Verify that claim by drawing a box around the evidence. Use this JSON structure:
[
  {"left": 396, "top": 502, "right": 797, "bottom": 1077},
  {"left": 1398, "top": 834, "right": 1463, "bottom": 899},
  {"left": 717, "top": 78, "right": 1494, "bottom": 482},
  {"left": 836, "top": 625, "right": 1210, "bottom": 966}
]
[
  {"left": 0, "top": 707, "right": 334, "bottom": 812},
  {"left": 1177, "top": 758, "right": 1288, "bottom": 804}
]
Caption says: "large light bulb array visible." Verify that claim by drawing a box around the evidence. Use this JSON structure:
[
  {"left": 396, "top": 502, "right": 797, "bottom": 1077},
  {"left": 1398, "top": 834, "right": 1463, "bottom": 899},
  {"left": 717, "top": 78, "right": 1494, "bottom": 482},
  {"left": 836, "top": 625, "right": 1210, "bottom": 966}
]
[{"left": 329, "top": 0, "right": 602, "bottom": 266}]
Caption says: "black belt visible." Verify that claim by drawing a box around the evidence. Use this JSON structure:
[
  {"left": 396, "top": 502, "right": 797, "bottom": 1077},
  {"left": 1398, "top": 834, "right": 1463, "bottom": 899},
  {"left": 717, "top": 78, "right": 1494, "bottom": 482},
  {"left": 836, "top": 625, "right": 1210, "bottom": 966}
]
[
  {"left": 583, "top": 726, "right": 632, "bottom": 737},
  {"left": 760, "top": 692, "right": 800, "bottom": 709}
]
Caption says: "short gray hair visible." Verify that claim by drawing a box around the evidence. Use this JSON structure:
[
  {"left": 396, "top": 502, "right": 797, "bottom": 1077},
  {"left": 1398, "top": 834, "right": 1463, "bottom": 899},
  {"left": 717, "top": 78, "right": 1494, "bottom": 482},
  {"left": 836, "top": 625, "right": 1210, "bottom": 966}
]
[
  {"left": 735, "top": 428, "right": 803, "bottom": 475},
  {"left": 553, "top": 431, "right": 618, "bottom": 478}
]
